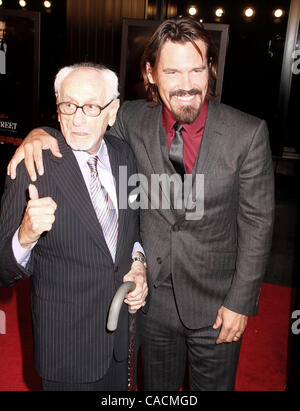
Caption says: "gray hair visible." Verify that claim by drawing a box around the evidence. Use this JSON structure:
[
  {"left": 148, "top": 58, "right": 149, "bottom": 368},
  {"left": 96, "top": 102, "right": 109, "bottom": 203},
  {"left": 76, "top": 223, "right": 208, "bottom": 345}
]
[{"left": 54, "top": 62, "right": 119, "bottom": 101}]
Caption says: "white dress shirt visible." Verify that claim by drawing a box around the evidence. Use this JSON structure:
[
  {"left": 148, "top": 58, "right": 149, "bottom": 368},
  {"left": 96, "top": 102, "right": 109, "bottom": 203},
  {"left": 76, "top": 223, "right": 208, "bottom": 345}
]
[{"left": 12, "top": 138, "right": 144, "bottom": 266}]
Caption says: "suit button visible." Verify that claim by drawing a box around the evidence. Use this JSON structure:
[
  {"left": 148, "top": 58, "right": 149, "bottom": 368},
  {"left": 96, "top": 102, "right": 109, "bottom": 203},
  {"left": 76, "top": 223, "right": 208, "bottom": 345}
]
[
  {"left": 114, "top": 265, "right": 118, "bottom": 272},
  {"left": 157, "top": 257, "right": 162, "bottom": 264},
  {"left": 173, "top": 224, "right": 180, "bottom": 232}
]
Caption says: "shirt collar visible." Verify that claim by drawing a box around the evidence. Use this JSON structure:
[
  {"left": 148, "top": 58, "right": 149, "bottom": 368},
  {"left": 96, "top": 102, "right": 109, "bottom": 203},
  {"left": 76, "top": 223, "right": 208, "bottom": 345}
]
[{"left": 72, "top": 138, "right": 109, "bottom": 169}]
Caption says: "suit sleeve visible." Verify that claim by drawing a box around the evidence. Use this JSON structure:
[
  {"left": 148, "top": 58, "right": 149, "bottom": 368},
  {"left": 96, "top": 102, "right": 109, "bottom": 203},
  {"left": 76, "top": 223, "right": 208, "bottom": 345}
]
[
  {"left": 0, "top": 167, "right": 33, "bottom": 287},
  {"left": 223, "top": 120, "right": 275, "bottom": 316},
  {"left": 109, "top": 102, "right": 130, "bottom": 142},
  {"left": 42, "top": 126, "right": 62, "bottom": 139}
]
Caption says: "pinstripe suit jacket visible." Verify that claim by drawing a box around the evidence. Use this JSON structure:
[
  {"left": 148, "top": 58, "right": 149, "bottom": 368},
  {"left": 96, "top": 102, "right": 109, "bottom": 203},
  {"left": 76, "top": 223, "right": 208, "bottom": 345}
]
[
  {"left": 0, "top": 130, "right": 140, "bottom": 383},
  {"left": 110, "top": 99, "right": 275, "bottom": 329}
]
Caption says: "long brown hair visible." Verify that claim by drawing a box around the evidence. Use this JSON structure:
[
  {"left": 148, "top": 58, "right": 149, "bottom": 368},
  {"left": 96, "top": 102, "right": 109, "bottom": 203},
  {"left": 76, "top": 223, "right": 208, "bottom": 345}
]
[{"left": 140, "top": 17, "right": 218, "bottom": 105}]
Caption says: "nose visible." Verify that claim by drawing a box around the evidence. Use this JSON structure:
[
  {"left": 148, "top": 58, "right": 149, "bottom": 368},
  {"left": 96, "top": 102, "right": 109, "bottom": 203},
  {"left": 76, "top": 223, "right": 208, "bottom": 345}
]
[
  {"left": 72, "top": 107, "right": 86, "bottom": 126},
  {"left": 179, "top": 72, "right": 193, "bottom": 91}
]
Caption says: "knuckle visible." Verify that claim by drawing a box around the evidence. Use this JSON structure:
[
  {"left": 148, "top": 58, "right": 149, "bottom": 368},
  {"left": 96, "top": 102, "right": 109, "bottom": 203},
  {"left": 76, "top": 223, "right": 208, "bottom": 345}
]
[
  {"left": 33, "top": 139, "right": 41, "bottom": 148},
  {"left": 24, "top": 142, "right": 33, "bottom": 152},
  {"left": 27, "top": 207, "right": 34, "bottom": 216},
  {"left": 31, "top": 223, "right": 39, "bottom": 232}
]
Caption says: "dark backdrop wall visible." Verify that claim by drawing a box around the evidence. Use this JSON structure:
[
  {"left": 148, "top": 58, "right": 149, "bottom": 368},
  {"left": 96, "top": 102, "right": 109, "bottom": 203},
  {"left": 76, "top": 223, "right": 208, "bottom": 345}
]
[
  {"left": 61, "top": 0, "right": 292, "bottom": 154},
  {"left": 1, "top": 0, "right": 292, "bottom": 154},
  {"left": 176, "top": 0, "right": 291, "bottom": 155},
  {"left": 67, "top": 0, "right": 146, "bottom": 72}
]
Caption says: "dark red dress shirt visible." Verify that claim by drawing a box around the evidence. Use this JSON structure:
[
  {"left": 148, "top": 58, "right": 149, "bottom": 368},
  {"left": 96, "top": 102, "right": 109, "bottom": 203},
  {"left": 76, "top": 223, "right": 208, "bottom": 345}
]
[{"left": 161, "top": 99, "right": 208, "bottom": 174}]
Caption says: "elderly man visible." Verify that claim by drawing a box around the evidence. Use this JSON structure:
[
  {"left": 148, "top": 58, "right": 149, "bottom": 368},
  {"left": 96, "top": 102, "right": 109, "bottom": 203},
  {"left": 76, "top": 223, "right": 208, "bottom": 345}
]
[
  {"left": 0, "top": 62, "right": 147, "bottom": 391},
  {"left": 7, "top": 17, "right": 274, "bottom": 391}
]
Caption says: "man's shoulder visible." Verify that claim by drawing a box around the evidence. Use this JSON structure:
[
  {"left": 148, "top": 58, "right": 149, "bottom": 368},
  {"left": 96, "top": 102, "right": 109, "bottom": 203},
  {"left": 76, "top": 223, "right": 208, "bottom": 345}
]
[
  {"left": 42, "top": 126, "right": 65, "bottom": 145},
  {"left": 212, "top": 100, "right": 265, "bottom": 127},
  {"left": 104, "top": 133, "right": 134, "bottom": 159},
  {"left": 118, "top": 99, "right": 162, "bottom": 132},
  {"left": 122, "top": 99, "right": 148, "bottom": 108},
  {"left": 120, "top": 99, "right": 158, "bottom": 115}
]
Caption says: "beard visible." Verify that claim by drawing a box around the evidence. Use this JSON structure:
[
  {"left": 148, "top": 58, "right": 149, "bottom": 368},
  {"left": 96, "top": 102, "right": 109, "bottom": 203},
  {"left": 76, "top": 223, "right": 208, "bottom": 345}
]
[{"left": 169, "top": 88, "right": 203, "bottom": 124}]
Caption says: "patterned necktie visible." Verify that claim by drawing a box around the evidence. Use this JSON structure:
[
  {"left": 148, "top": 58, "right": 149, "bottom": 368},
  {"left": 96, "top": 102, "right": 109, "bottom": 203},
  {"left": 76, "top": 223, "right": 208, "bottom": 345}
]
[
  {"left": 169, "top": 122, "right": 186, "bottom": 179},
  {"left": 87, "top": 155, "right": 118, "bottom": 260}
]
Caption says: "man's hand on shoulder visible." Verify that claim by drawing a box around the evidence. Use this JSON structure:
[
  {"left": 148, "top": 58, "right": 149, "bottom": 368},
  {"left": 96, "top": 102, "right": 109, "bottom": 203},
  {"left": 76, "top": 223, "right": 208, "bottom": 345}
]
[{"left": 7, "top": 128, "right": 62, "bottom": 182}]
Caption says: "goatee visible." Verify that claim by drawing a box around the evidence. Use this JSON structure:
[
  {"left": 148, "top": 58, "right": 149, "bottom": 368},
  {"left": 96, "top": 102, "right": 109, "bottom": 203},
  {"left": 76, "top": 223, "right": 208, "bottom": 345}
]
[{"left": 169, "top": 89, "right": 202, "bottom": 124}]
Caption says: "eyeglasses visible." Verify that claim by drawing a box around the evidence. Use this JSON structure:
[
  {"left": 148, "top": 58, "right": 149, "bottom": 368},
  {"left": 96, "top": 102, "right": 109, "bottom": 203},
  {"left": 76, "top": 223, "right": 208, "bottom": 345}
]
[{"left": 57, "top": 99, "right": 114, "bottom": 117}]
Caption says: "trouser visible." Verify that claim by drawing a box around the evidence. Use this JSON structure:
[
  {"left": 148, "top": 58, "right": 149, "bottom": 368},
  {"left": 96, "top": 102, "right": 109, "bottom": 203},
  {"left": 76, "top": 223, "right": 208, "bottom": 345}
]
[
  {"left": 139, "top": 275, "right": 242, "bottom": 391},
  {"left": 42, "top": 355, "right": 128, "bottom": 391}
]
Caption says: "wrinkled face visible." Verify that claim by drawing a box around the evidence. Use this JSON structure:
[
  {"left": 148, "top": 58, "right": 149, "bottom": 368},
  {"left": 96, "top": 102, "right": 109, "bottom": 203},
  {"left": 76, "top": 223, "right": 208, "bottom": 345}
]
[
  {"left": 0, "top": 21, "right": 6, "bottom": 41},
  {"left": 57, "top": 68, "right": 119, "bottom": 154},
  {"left": 146, "top": 39, "right": 209, "bottom": 123}
]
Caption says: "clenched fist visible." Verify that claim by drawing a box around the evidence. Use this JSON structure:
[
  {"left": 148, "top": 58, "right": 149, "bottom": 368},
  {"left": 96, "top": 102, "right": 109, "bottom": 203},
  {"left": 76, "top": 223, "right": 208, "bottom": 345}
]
[{"left": 18, "top": 184, "right": 57, "bottom": 249}]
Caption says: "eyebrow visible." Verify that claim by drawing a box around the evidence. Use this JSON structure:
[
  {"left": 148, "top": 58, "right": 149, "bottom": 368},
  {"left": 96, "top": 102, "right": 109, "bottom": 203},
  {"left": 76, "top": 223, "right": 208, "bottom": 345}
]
[
  {"left": 59, "top": 96, "right": 100, "bottom": 104},
  {"left": 163, "top": 64, "right": 208, "bottom": 72}
]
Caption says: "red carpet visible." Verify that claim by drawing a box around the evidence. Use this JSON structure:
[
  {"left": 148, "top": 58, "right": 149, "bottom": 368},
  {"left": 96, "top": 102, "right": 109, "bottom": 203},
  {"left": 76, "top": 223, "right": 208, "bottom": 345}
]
[
  {"left": 0, "top": 280, "right": 293, "bottom": 391},
  {"left": 235, "top": 282, "right": 293, "bottom": 391}
]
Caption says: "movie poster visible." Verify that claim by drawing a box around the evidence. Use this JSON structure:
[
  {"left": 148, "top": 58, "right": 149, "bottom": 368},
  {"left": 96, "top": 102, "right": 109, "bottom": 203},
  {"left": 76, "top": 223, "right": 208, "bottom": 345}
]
[{"left": 0, "top": 9, "right": 40, "bottom": 143}]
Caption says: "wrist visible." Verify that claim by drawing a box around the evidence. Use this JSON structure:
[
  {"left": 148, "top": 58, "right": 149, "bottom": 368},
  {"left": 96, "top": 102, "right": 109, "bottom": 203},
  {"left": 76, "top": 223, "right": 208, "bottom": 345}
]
[
  {"left": 18, "top": 227, "right": 37, "bottom": 250},
  {"left": 132, "top": 253, "right": 147, "bottom": 269}
]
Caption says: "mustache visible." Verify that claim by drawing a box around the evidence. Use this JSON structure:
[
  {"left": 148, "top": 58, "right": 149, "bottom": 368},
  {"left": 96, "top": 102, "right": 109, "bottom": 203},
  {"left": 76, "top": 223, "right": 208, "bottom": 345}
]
[{"left": 169, "top": 89, "right": 202, "bottom": 98}]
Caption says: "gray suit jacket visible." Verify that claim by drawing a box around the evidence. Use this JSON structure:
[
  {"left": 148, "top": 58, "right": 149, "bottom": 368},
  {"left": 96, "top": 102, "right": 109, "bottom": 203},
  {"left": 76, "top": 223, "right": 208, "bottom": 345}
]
[
  {"left": 111, "top": 99, "right": 275, "bottom": 329},
  {"left": 0, "top": 130, "right": 140, "bottom": 383}
]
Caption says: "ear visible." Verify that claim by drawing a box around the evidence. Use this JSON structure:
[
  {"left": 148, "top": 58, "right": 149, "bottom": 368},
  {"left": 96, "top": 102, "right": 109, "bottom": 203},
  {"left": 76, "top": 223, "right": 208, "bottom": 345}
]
[
  {"left": 209, "top": 59, "right": 217, "bottom": 79},
  {"left": 146, "top": 62, "right": 156, "bottom": 85},
  {"left": 56, "top": 96, "right": 61, "bottom": 122},
  {"left": 108, "top": 99, "right": 120, "bottom": 127}
]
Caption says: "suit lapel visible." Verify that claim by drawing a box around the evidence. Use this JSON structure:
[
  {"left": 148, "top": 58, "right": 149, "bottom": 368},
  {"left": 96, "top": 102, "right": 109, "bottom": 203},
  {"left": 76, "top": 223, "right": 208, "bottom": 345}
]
[
  {"left": 142, "top": 104, "right": 168, "bottom": 176},
  {"left": 185, "top": 100, "right": 223, "bottom": 207},
  {"left": 142, "top": 104, "right": 182, "bottom": 225},
  {"left": 193, "top": 100, "right": 223, "bottom": 175},
  {"left": 49, "top": 134, "right": 112, "bottom": 260}
]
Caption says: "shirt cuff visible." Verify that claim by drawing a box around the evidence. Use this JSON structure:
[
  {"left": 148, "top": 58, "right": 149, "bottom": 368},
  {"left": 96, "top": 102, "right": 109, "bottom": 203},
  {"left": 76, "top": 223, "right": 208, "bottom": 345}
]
[
  {"left": 12, "top": 228, "right": 37, "bottom": 268},
  {"left": 132, "top": 242, "right": 145, "bottom": 258}
]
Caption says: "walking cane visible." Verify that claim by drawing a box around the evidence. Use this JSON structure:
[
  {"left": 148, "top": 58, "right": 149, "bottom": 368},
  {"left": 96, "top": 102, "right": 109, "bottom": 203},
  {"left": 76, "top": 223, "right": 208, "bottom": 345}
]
[{"left": 107, "top": 281, "right": 137, "bottom": 391}]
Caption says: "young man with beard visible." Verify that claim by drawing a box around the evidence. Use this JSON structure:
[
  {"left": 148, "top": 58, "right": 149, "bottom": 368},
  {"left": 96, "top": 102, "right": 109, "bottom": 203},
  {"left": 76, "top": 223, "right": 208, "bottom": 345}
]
[{"left": 7, "top": 17, "right": 274, "bottom": 391}]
